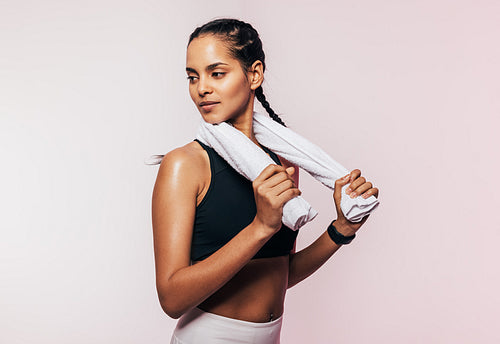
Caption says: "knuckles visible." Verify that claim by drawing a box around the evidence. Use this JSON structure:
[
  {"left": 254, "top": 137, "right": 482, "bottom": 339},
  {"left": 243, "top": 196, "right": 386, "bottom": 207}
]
[
  {"left": 266, "top": 163, "right": 284, "bottom": 172},
  {"left": 278, "top": 171, "right": 288, "bottom": 179},
  {"left": 255, "top": 184, "right": 265, "bottom": 195}
]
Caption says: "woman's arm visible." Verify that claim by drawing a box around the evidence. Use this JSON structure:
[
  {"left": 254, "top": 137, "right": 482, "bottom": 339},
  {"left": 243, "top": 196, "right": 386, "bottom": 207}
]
[
  {"left": 287, "top": 221, "right": 346, "bottom": 288},
  {"left": 152, "top": 147, "right": 300, "bottom": 319},
  {"left": 287, "top": 169, "right": 378, "bottom": 288}
]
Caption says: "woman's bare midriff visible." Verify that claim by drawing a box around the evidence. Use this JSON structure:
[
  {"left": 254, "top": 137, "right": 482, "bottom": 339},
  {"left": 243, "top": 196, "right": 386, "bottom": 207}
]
[
  {"left": 194, "top": 256, "right": 289, "bottom": 323},
  {"left": 188, "top": 140, "right": 292, "bottom": 323}
]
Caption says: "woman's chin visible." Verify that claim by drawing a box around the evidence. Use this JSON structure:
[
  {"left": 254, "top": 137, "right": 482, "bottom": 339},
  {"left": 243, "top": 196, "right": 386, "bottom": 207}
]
[
  {"left": 202, "top": 118, "right": 223, "bottom": 125},
  {"left": 200, "top": 114, "right": 229, "bottom": 125}
]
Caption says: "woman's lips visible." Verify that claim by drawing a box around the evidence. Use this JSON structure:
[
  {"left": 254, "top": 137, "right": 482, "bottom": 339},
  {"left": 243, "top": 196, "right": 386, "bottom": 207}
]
[{"left": 200, "top": 102, "right": 219, "bottom": 111}]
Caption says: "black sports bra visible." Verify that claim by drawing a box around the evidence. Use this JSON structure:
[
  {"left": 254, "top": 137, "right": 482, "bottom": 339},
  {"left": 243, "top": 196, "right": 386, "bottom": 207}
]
[{"left": 191, "top": 139, "right": 298, "bottom": 261}]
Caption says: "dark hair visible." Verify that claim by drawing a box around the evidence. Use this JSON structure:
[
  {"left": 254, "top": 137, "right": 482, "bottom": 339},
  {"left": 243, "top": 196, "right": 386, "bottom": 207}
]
[{"left": 188, "top": 18, "right": 287, "bottom": 127}]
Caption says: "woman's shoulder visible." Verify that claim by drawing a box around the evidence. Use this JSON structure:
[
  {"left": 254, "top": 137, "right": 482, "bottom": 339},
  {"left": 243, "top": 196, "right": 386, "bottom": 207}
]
[
  {"left": 156, "top": 140, "right": 208, "bottom": 189},
  {"left": 160, "top": 140, "right": 205, "bottom": 166}
]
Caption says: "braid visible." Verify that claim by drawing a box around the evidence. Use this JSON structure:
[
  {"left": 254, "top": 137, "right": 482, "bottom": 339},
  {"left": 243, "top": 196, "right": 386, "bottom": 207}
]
[{"left": 255, "top": 86, "right": 287, "bottom": 127}]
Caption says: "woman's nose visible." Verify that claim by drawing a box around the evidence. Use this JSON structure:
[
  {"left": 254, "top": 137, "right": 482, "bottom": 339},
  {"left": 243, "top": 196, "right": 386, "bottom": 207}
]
[{"left": 197, "top": 77, "right": 212, "bottom": 95}]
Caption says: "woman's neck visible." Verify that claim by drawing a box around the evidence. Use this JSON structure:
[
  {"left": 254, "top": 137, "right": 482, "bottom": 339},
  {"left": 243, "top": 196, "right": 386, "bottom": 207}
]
[{"left": 226, "top": 98, "right": 259, "bottom": 146}]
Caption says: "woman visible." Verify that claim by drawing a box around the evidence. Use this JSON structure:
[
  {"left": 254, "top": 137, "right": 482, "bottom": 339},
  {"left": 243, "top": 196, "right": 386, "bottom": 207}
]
[{"left": 152, "top": 18, "right": 379, "bottom": 344}]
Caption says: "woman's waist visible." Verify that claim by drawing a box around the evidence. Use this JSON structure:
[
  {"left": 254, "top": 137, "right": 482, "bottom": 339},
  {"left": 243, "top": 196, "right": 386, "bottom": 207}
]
[{"left": 196, "top": 255, "right": 289, "bottom": 323}]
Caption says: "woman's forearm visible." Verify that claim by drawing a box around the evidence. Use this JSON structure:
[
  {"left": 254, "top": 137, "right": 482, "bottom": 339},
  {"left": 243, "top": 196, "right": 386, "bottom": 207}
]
[
  {"left": 158, "top": 220, "right": 271, "bottom": 319},
  {"left": 287, "top": 220, "right": 349, "bottom": 288}
]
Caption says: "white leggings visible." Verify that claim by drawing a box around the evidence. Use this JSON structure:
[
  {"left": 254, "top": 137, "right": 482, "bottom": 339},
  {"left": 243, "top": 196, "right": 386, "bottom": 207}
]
[{"left": 170, "top": 307, "right": 283, "bottom": 344}]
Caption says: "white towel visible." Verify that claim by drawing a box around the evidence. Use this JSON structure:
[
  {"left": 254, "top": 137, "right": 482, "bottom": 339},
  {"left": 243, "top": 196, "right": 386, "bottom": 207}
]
[{"left": 195, "top": 111, "right": 380, "bottom": 231}]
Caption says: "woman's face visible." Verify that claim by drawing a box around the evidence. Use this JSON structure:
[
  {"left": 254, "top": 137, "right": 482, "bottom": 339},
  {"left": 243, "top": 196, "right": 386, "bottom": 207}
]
[{"left": 186, "top": 34, "right": 254, "bottom": 124}]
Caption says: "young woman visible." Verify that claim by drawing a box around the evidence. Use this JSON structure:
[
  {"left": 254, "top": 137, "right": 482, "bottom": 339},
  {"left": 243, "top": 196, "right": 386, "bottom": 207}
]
[{"left": 152, "top": 18, "right": 379, "bottom": 344}]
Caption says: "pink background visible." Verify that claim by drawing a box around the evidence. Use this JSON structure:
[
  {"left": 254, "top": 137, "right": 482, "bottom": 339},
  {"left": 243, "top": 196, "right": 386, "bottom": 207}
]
[{"left": 1, "top": 1, "right": 499, "bottom": 343}]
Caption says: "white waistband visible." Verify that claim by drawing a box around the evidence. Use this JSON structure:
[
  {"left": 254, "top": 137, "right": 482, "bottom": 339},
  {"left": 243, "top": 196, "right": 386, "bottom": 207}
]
[{"left": 171, "top": 307, "right": 283, "bottom": 344}]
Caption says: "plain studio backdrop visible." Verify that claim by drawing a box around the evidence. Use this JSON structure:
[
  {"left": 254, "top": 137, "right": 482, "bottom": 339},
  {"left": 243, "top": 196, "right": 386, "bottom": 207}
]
[{"left": 1, "top": 0, "right": 499, "bottom": 343}]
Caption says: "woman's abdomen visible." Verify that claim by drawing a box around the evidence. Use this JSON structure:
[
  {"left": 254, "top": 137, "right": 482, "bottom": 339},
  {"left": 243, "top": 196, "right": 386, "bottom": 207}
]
[{"left": 196, "top": 255, "right": 289, "bottom": 323}]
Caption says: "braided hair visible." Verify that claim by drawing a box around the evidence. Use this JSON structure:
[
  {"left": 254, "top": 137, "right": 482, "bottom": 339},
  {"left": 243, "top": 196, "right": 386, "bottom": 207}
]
[{"left": 188, "top": 18, "right": 287, "bottom": 127}]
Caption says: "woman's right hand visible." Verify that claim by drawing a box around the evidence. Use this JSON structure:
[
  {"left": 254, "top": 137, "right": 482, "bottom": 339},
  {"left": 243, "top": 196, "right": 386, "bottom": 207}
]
[{"left": 252, "top": 164, "right": 301, "bottom": 236}]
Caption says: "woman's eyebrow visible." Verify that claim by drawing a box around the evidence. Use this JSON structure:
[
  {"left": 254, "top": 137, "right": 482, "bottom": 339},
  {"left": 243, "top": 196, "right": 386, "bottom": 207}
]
[{"left": 186, "top": 62, "right": 229, "bottom": 73}]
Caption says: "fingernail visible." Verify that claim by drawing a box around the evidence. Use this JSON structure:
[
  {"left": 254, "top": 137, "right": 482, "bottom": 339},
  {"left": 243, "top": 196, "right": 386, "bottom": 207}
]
[
  {"left": 346, "top": 187, "right": 352, "bottom": 193},
  {"left": 350, "top": 192, "right": 357, "bottom": 198}
]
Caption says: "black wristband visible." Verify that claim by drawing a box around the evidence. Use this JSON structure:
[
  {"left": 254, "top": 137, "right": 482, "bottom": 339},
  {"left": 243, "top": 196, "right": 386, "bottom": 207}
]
[{"left": 327, "top": 221, "right": 356, "bottom": 245}]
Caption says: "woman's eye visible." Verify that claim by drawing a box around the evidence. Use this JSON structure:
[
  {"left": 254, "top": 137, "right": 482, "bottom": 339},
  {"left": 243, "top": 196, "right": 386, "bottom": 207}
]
[
  {"left": 186, "top": 76, "right": 197, "bottom": 83},
  {"left": 212, "top": 72, "right": 225, "bottom": 78}
]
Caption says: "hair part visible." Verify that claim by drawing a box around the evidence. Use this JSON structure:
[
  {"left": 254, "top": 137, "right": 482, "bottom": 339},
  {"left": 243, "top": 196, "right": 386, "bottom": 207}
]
[{"left": 188, "top": 18, "right": 287, "bottom": 127}]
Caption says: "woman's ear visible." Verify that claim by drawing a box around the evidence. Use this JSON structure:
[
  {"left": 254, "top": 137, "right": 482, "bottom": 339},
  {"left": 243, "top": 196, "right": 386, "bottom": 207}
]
[{"left": 248, "top": 60, "right": 264, "bottom": 91}]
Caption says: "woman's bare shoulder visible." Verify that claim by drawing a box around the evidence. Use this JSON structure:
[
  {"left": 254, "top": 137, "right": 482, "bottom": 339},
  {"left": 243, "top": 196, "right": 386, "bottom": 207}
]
[
  {"left": 155, "top": 141, "right": 208, "bottom": 189},
  {"left": 160, "top": 141, "right": 205, "bottom": 167}
]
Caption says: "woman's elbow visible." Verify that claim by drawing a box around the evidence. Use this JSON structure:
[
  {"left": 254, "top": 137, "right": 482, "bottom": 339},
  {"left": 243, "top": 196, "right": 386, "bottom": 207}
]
[
  {"left": 157, "top": 287, "right": 192, "bottom": 319},
  {"left": 159, "top": 295, "right": 185, "bottom": 319},
  {"left": 160, "top": 303, "right": 183, "bottom": 319}
]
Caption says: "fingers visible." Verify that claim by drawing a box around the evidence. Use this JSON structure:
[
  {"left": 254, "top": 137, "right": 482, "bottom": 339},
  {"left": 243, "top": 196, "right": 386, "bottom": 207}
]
[
  {"left": 334, "top": 174, "right": 351, "bottom": 193},
  {"left": 254, "top": 164, "right": 287, "bottom": 184},
  {"left": 276, "top": 186, "right": 302, "bottom": 205},
  {"left": 346, "top": 175, "right": 365, "bottom": 194},
  {"left": 335, "top": 173, "right": 351, "bottom": 189},
  {"left": 272, "top": 178, "right": 300, "bottom": 198},
  {"left": 333, "top": 174, "right": 351, "bottom": 218},
  {"left": 334, "top": 174, "right": 350, "bottom": 202},
  {"left": 344, "top": 169, "right": 379, "bottom": 199},
  {"left": 266, "top": 170, "right": 296, "bottom": 190},
  {"left": 261, "top": 166, "right": 299, "bottom": 199},
  {"left": 347, "top": 179, "right": 370, "bottom": 198},
  {"left": 332, "top": 170, "right": 379, "bottom": 228},
  {"left": 253, "top": 164, "right": 299, "bottom": 200},
  {"left": 361, "top": 187, "right": 379, "bottom": 199},
  {"left": 255, "top": 165, "right": 295, "bottom": 189},
  {"left": 347, "top": 169, "right": 361, "bottom": 183}
]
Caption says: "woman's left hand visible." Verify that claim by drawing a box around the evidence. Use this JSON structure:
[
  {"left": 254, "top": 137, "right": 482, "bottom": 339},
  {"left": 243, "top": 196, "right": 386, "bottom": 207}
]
[{"left": 332, "top": 169, "right": 379, "bottom": 236}]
